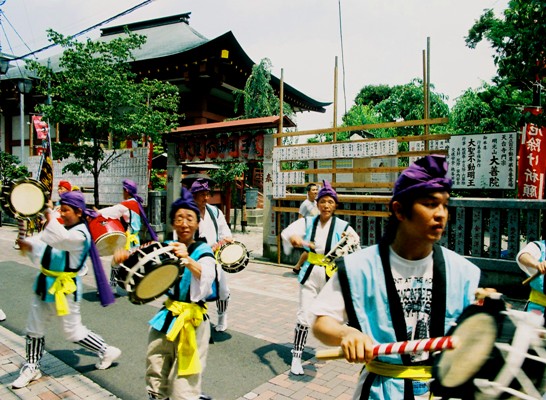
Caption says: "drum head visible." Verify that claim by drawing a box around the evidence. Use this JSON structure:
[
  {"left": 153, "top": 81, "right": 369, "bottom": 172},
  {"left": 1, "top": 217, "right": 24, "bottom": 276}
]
[
  {"left": 435, "top": 313, "right": 498, "bottom": 387},
  {"left": 130, "top": 263, "right": 181, "bottom": 304},
  {"left": 95, "top": 233, "right": 127, "bottom": 256},
  {"left": 220, "top": 243, "right": 245, "bottom": 265},
  {"left": 7, "top": 181, "right": 47, "bottom": 217}
]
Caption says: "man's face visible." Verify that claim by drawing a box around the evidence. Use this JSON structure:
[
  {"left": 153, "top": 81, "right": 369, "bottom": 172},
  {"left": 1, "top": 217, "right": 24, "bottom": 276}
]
[
  {"left": 308, "top": 185, "right": 319, "bottom": 201},
  {"left": 193, "top": 190, "right": 210, "bottom": 210},
  {"left": 400, "top": 191, "right": 449, "bottom": 243},
  {"left": 317, "top": 196, "right": 337, "bottom": 219},
  {"left": 172, "top": 208, "right": 199, "bottom": 243},
  {"left": 58, "top": 186, "right": 69, "bottom": 195}
]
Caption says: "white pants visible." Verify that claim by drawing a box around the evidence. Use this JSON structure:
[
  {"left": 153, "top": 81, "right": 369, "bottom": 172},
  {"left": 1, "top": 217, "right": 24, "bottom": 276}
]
[
  {"left": 297, "top": 266, "right": 327, "bottom": 327},
  {"left": 26, "top": 295, "right": 90, "bottom": 342},
  {"left": 216, "top": 264, "right": 230, "bottom": 301}
]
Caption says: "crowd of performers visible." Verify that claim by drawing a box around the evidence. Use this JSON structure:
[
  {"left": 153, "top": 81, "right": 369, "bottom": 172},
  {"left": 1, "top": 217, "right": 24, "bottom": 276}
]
[{"left": 3, "top": 155, "right": 546, "bottom": 399}]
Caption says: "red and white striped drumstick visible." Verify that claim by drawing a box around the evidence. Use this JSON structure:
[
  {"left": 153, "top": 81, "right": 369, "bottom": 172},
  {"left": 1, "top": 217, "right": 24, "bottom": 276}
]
[{"left": 316, "top": 336, "right": 458, "bottom": 360}]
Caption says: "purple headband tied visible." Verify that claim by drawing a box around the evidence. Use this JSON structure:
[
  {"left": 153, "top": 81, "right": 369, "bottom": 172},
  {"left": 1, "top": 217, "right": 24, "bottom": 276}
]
[
  {"left": 392, "top": 155, "right": 453, "bottom": 202},
  {"left": 123, "top": 179, "right": 143, "bottom": 203},
  {"left": 60, "top": 191, "right": 115, "bottom": 307},
  {"left": 316, "top": 180, "right": 338, "bottom": 203},
  {"left": 172, "top": 187, "right": 201, "bottom": 220},
  {"left": 121, "top": 179, "right": 158, "bottom": 241},
  {"left": 190, "top": 178, "right": 210, "bottom": 194}
]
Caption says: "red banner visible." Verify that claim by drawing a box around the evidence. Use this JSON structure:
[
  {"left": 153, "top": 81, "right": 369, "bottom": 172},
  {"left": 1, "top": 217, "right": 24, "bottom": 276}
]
[
  {"left": 32, "top": 115, "right": 49, "bottom": 140},
  {"left": 517, "top": 124, "right": 546, "bottom": 199},
  {"left": 37, "top": 126, "right": 54, "bottom": 196}
]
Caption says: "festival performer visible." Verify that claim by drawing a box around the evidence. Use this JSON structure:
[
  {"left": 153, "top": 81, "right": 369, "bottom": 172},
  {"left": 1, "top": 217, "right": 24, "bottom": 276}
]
[
  {"left": 516, "top": 240, "right": 546, "bottom": 323},
  {"left": 190, "top": 178, "right": 233, "bottom": 332},
  {"left": 310, "top": 155, "right": 481, "bottom": 399},
  {"left": 52, "top": 180, "right": 72, "bottom": 224},
  {"left": 281, "top": 180, "right": 359, "bottom": 375},
  {"left": 114, "top": 187, "right": 216, "bottom": 400},
  {"left": 97, "top": 179, "right": 158, "bottom": 292},
  {"left": 12, "top": 191, "right": 120, "bottom": 389},
  {"left": 292, "top": 183, "right": 319, "bottom": 274}
]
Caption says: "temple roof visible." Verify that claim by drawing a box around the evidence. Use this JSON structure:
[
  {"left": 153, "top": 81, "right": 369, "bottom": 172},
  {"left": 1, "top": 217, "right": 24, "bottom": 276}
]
[{"left": 99, "top": 13, "right": 330, "bottom": 113}]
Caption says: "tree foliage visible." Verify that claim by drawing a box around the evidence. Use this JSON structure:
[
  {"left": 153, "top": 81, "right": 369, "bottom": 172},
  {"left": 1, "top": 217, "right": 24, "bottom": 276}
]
[
  {"left": 26, "top": 29, "right": 180, "bottom": 206},
  {"left": 448, "top": 81, "right": 529, "bottom": 134},
  {"left": 211, "top": 58, "right": 293, "bottom": 190},
  {"left": 0, "top": 151, "right": 29, "bottom": 185},
  {"left": 466, "top": 1, "right": 546, "bottom": 125},
  {"left": 338, "top": 79, "right": 449, "bottom": 140}
]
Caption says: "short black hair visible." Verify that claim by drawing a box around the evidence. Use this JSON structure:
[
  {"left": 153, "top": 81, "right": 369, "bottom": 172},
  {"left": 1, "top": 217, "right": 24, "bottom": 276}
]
[{"left": 306, "top": 183, "right": 317, "bottom": 192}]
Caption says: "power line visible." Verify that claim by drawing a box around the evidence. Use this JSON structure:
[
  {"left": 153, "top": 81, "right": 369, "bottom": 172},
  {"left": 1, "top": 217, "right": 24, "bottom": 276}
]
[{"left": 6, "top": 0, "right": 154, "bottom": 61}]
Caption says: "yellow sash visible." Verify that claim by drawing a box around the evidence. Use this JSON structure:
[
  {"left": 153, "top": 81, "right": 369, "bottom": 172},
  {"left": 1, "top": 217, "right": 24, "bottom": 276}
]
[
  {"left": 529, "top": 289, "right": 546, "bottom": 307},
  {"left": 307, "top": 252, "right": 336, "bottom": 277},
  {"left": 366, "top": 360, "right": 432, "bottom": 381},
  {"left": 41, "top": 267, "right": 78, "bottom": 316},
  {"left": 164, "top": 299, "right": 207, "bottom": 376},
  {"left": 125, "top": 231, "right": 139, "bottom": 250}
]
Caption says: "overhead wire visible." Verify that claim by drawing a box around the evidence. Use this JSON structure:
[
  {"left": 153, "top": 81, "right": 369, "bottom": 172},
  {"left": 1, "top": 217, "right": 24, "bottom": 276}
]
[{"left": 8, "top": 0, "right": 154, "bottom": 61}]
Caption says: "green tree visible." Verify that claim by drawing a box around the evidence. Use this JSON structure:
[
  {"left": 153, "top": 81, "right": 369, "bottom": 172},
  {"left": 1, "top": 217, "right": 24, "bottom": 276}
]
[
  {"left": 337, "top": 80, "right": 449, "bottom": 141},
  {"left": 449, "top": 82, "right": 529, "bottom": 134},
  {"left": 466, "top": 1, "right": 546, "bottom": 126},
  {"left": 211, "top": 58, "right": 293, "bottom": 189},
  {"left": 0, "top": 151, "right": 29, "bottom": 185},
  {"left": 26, "top": 30, "right": 180, "bottom": 206}
]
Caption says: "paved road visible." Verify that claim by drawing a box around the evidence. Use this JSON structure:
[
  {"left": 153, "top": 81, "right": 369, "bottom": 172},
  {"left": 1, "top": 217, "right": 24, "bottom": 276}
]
[{"left": 0, "top": 224, "right": 360, "bottom": 400}]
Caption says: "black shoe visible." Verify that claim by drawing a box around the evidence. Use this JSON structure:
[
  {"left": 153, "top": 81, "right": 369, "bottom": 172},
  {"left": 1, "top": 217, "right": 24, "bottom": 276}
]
[
  {"left": 292, "top": 267, "right": 300, "bottom": 274},
  {"left": 199, "top": 394, "right": 213, "bottom": 400}
]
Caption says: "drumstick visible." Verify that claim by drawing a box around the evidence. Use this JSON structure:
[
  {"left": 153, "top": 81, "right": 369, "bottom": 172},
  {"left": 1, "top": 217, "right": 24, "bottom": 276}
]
[
  {"left": 17, "top": 217, "right": 27, "bottom": 241},
  {"left": 522, "top": 270, "right": 543, "bottom": 286},
  {"left": 316, "top": 336, "right": 458, "bottom": 360}
]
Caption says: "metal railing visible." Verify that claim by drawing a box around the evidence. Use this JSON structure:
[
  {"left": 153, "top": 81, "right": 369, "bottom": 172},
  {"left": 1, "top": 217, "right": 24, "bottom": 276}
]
[{"left": 273, "top": 196, "right": 545, "bottom": 299}]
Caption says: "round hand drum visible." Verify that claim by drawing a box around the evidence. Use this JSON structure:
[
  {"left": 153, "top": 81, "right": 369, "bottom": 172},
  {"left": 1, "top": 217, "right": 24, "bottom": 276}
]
[
  {"left": 432, "top": 297, "right": 546, "bottom": 399},
  {"left": 1, "top": 179, "right": 49, "bottom": 218},
  {"left": 116, "top": 242, "right": 183, "bottom": 305},
  {"left": 215, "top": 241, "right": 249, "bottom": 273},
  {"left": 88, "top": 216, "right": 127, "bottom": 256}
]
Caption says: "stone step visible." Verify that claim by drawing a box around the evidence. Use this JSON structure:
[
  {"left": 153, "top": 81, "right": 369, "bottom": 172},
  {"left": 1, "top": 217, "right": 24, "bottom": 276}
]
[{"left": 229, "top": 208, "right": 263, "bottom": 227}]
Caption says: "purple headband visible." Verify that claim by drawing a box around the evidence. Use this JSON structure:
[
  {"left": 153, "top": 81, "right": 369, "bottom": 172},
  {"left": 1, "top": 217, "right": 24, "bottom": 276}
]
[
  {"left": 123, "top": 179, "right": 143, "bottom": 203},
  {"left": 172, "top": 187, "right": 201, "bottom": 220},
  {"left": 316, "top": 180, "right": 338, "bottom": 203},
  {"left": 392, "top": 155, "right": 452, "bottom": 202},
  {"left": 60, "top": 191, "right": 115, "bottom": 307},
  {"left": 190, "top": 178, "right": 210, "bottom": 194},
  {"left": 121, "top": 179, "right": 157, "bottom": 241}
]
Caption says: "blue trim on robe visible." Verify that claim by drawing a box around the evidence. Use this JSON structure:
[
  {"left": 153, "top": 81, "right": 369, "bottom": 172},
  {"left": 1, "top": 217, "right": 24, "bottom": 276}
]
[
  {"left": 149, "top": 241, "right": 214, "bottom": 333},
  {"left": 528, "top": 240, "right": 546, "bottom": 313},
  {"left": 34, "top": 224, "right": 89, "bottom": 303},
  {"left": 298, "top": 215, "right": 349, "bottom": 284},
  {"left": 339, "top": 245, "right": 480, "bottom": 399}
]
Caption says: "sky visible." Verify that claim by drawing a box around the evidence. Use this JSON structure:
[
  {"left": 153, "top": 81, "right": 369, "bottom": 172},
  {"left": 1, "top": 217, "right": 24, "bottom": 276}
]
[{"left": 0, "top": 0, "right": 509, "bottom": 131}]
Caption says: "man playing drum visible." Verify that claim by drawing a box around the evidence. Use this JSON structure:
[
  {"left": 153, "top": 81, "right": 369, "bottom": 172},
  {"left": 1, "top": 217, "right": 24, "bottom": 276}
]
[
  {"left": 97, "top": 179, "right": 158, "bottom": 293},
  {"left": 114, "top": 187, "right": 216, "bottom": 400},
  {"left": 292, "top": 183, "right": 319, "bottom": 275},
  {"left": 281, "top": 180, "right": 359, "bottom": 376},
  {"left": 190, "top": 178, "right": 234, "bottom": 332},
  {"left": 13, "top": 191, "right": 121, "bottom": 389},
  {"left": 310, "top": 155, "right": 481, "bottom": 399}
]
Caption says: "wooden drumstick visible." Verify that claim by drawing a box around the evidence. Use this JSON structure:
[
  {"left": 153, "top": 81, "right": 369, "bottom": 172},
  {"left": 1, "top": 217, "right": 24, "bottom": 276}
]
[
  {"left": 522, "top": 270, "right": 543, "bottom": 286},
  {"left": 316, "top": 336, "right": 458, "bottom": 360}
]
